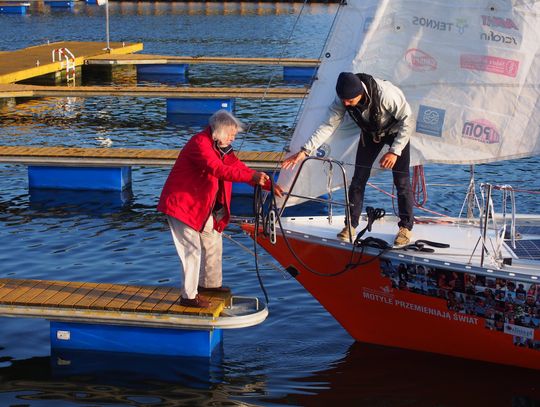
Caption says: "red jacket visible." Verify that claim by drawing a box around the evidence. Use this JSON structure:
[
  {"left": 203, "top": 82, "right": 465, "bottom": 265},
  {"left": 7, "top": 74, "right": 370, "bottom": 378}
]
[{"left": 157, "top": 127, "right": 256, "bottom": 232}]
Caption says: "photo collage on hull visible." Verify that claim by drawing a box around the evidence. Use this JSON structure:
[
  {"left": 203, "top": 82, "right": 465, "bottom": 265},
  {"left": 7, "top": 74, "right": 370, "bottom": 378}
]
[{"left": 380, "top": 259, "right": 540, "bottom": 350}]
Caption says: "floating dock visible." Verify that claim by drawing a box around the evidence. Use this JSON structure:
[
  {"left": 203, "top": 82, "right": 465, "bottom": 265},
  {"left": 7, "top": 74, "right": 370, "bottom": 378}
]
[
  {"left": 0, "top": 41, "right": 144, "bottom": 85},
  {"left": 0, "top": 145, "right": 284, "bottom": 170},
  {"left": 0, "top": 277, "right": 268, "bottom": 356}
]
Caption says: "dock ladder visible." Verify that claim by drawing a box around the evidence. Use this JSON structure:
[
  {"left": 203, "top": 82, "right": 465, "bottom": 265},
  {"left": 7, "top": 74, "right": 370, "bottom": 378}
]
[{"left": 52, "top": 47, "right": 76, "bottom": 85}]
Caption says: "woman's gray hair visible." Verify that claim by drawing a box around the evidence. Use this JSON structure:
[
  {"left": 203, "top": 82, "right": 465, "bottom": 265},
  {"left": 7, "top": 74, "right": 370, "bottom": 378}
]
[{"left": 209, "top": 110, "right": 244, "bottom": 144}]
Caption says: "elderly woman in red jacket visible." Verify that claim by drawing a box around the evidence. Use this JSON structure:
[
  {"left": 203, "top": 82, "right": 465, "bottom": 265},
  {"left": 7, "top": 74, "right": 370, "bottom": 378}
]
[{"left": 158, "top": 110, "right": 281, "bottom": 308}]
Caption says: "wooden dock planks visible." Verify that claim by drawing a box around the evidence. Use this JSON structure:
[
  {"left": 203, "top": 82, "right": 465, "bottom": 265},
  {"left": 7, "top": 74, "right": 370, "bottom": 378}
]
[
  {"left": 0, "top": 278, "right": 228, "bottom": 319},
  {"left": 0, "top": 83, "right": 309, "bottom": 99},
  {"left": 86, "top": 54, "right": 320, "bottom": 67},
  {"left": 0, "top": 145, "right": 285, "bottom": 170}
]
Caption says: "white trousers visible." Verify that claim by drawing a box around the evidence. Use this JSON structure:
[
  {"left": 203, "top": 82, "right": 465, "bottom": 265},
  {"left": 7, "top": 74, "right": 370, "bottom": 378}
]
[{"left": 166, "top": 215, "right": 223, "bottom": 299}]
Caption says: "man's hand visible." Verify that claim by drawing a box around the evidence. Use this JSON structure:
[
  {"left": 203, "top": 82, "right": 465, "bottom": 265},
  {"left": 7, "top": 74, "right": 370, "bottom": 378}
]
[
  {"left": 379, "top": 152, "right": 398, "bottom": 169},
  {"left": 281, "top": 150, "right": 308, "bottom": 170},
  {"left": 252, "top": 171, "right": 270, "bottom": 186}
]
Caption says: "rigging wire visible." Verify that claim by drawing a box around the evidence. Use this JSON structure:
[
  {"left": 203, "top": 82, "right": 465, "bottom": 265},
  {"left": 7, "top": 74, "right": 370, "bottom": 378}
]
[
  {"left": 237, "top": 0, "right": 345, "bottom": 178},
  {"left": 237, "top": 0, "right": 312, "bottom": 154}
]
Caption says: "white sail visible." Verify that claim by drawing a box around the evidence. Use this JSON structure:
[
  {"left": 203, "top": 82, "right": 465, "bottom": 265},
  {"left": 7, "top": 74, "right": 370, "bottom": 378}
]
[{"left": 279, "top": 0, "right": 540, "bottom": 206}]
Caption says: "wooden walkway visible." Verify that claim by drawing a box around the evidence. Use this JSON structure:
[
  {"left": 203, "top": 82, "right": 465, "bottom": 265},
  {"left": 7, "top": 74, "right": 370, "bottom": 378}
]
[
  {"left": 0, "top": 83, "right": 308, "bottom": 99},
  {"left": 0, "top": 145, "right": 284, "bottom": 170},
  {"left": 0, "top": 278, "right": 230, "bottom": 323},
  {"left": 0, "top": 41, "right": 144, "bottom": 85},
  {"left": 86, "top": 54, "right": 320, "bottom": 67}
]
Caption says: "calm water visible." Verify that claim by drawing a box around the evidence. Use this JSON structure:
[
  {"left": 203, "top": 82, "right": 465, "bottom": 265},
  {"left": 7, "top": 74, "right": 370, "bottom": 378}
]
[{"left": 1, "top": 3, "right": 540, "bottom": 406}]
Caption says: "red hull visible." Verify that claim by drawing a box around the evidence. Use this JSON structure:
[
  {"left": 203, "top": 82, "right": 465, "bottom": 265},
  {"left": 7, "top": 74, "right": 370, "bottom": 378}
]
[{"left": 245, "top": 225, "right": 540, "bottom": 370}]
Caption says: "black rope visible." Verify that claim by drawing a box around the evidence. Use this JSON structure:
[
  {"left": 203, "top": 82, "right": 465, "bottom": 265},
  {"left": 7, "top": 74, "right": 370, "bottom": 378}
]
[
  {"left": 252, "top": 184, "right": 270, "bottom": 304},
  {"left": 343, "top": 207, "right": 391, "bottom": 270}
]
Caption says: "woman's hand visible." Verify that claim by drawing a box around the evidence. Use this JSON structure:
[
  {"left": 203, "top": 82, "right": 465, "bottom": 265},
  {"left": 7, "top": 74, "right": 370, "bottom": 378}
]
[{"left": 251, "top": 171, "right": 270, "bottom": 186}]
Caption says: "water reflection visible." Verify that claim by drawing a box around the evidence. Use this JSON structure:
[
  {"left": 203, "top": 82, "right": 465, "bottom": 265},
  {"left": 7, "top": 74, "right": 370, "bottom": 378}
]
[
  {"left": 29, "top": 188, "right": 134, "bottom": 214},
  {"left": 51, "top": 348, "right": 224, "bottom": 389},
  {"left": 137, "top": 72, "right": 188, "bottom": 85},
  {"left": 270, "top": 342, "right": 540, "bottom": 406},
  {"left": 4, "top": 340, "right": 539, "bottom": 406},
  {"left": 0, "top": 348, "right": 269, "bottom": 406}
]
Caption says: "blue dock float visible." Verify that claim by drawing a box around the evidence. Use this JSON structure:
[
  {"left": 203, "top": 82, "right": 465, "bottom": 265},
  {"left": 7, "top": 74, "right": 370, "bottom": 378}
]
[
  {"left": 167, "top": 98, "right": 235, "bottom": 116},
  {"left": 44, "top": 0, "right": 74, "bottom": 7},
  {"left": 51, "top": 321, "right": 222, "bottom": 357},
  {"left": 28, "top": 165, "right": 132, "bottom": 191},
  {"left": 137, "top": 64, "right": 189, "bottom": 85},
  {"left": 0, "top": 2, "right": 30, "bottom": 14},
  {"left": 283, "top": 66, "right": 318, "bottom": 84},
  {"left": 137, "top": 64, "right": 188, "bottom": 76}
]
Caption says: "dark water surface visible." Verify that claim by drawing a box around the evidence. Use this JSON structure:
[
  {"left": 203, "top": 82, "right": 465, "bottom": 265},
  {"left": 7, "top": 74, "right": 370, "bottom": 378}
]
[{"left": 1, "top": 3, "right": 540, "bottom": 406}]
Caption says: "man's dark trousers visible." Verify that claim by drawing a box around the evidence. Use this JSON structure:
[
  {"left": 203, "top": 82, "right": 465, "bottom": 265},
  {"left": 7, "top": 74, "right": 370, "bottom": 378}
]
[{"left": 347, "top": 133, "right": 414, "bottom": 230}]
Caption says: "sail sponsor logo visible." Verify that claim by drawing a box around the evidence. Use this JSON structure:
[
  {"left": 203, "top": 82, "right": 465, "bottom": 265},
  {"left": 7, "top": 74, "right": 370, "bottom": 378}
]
[
  {"left": 316, "top": 144, "right": 330, "bottom": 158},
  {"left": 416, "top": 105, "right": 445, "bottom": 137},
  {"left": 462, "top": 119, "right": 501, "bottom": 144},
  {"left": 405, "top": 49, "right": 437, "bottom": 71},
  {"left": 480, "top": 30, "right": 519, "bottom": 47},
  {"left": 364, "top": 13, "right": 396, "bottom": 33},
  {"left": 460, "top": 54, "right": 520, "bottom": 77},
  {"left": 412, "top": 16, "right": 468, "bottom": 34},
  {"left": 481, "top": 15, "right": 519, "bottom": 31},
  {"left": 504, "top": 323, "right": 534, "bottom": 339}
]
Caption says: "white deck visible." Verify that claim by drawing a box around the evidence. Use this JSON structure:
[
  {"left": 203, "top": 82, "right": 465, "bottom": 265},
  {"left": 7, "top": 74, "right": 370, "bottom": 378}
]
[{"left": 277, "top": 214, "right": 540, "bottom": 280}]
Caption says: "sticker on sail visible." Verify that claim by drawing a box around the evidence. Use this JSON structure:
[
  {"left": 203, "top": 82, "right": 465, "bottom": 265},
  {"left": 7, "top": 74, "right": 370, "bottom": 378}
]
[
  {"left": 504, "top": 323, "right": 534, "bottom": 340},
  {"left": 405, "top": 49, "right": 437, "bottom": 71},
  {"left": 412, "top": 16, "right": 468, "bottom": 35},
  {"left": 416, "top": 105, "right": 445, "bottom": 137},
  {"left": 460, "top": 54, "right": 520, "bottom": 78},
  {"left": 462, "top": 119, "right": 501, "bottom": 144},
  {"left": 316, "top": 144, "right": 330, "bottom": 158},
  {"left": 481, "top": 15, "right": 519, "bottom": 31},
  {"left": 364, "top": 13, "right": 396, "bottom": 33},
  {"left": 480, "top": 30, "right": 520, "bottom": 47},
  {"left": 480, "top": 15, "right": 521, "bottom": 47}
]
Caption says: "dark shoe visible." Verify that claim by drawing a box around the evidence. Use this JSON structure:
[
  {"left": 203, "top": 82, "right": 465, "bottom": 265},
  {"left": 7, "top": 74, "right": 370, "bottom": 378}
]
[
  {"left": 197, "top": 285, "right": 231, "bottom": 294},
  {"left": 180, "top": 294, "right": 211, "bottom": 308}
]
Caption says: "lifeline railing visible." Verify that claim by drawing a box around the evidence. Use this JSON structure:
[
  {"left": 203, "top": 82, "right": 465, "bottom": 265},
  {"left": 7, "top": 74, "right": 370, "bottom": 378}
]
[
  {"left": 466, "top": 182, "right": 517, "bottom": 268},
  {"left": 277, "top": 156, "right": 355, "bottom": 242}
]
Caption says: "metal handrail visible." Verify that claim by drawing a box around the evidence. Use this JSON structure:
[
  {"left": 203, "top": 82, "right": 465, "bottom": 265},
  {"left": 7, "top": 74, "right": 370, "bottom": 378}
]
[{"left": 278, "top": 156, "right": 354, "bottom": 242}]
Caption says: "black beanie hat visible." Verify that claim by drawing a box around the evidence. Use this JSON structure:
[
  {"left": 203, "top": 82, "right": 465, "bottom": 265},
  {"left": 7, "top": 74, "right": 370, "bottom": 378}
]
[{"left": 335, "top": 72, "right": 364, "bottom": 99}]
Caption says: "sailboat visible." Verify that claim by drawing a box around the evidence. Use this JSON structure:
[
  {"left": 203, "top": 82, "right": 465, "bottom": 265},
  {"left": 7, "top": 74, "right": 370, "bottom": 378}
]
[{"left": 242, "top": 0, "right": 540, "bottom": 369}]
